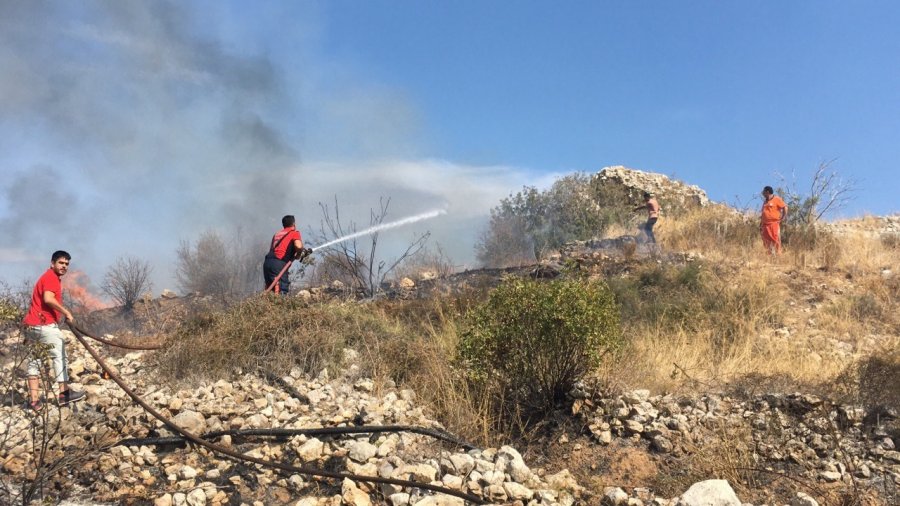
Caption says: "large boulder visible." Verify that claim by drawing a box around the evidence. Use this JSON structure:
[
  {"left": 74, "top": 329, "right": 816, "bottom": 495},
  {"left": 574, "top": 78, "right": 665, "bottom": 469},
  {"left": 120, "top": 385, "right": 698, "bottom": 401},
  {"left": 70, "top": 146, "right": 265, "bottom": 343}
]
[{"left": 676, "top": 480, "right": 741, "bottom": 506}]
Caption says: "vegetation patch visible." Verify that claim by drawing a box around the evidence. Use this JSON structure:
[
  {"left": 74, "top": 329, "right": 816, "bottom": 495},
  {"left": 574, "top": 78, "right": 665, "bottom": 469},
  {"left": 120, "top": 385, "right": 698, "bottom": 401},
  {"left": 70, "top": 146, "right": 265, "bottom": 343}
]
[{"left": 459, "top": 278, "right": 621, "bottom": 426}]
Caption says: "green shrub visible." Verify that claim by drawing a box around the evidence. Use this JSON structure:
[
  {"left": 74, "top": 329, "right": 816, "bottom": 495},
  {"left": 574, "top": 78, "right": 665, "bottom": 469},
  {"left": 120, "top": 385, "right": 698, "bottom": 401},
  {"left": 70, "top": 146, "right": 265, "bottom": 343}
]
[
  {"left": 0, "top": 299, "right": 20, "bottom": 323},
  {"left": 0, "top": 281, "right": 27, "bottom": 327},
  {"left": 476, "top": 173, "right": 611, "bottom": 266},
  {"left": 459, "top": 278, "right": 621, "bottom": 416}
]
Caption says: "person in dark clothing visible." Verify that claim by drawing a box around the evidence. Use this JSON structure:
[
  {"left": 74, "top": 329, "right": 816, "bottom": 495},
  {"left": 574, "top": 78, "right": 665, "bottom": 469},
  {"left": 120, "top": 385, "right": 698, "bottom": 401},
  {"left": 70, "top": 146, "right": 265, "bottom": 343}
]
[{"left": 263, "top": 215, "right": 305, "bottom": 294}]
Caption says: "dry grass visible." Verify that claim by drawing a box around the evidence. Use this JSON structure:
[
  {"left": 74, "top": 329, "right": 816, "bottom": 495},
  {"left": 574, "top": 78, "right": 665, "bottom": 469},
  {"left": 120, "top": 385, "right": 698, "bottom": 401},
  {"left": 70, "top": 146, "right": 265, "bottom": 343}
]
[
  {"left": 601, "top": 208, "right": 899, "bottom": 397},
  {"left": 649, "top": 422, "right": 758, "bottom": 498},
  {"left": 154, "top": 292, "right": 506, "bottom": 445},
  {"left": 600, "top": 263, "right": 846, "bottom": 392},
  {"left": 153, "top": 208, "right": 898, "bottom": 451},
  {"left": 659, "top": 205, "right": 758, "bottom": 262}
]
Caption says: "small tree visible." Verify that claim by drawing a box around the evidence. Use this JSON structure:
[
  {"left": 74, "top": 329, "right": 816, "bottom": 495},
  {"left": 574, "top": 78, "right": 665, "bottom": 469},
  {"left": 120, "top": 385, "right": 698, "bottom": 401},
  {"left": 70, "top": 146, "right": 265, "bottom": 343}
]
[
  {"left": 316, "top": 196, "right": 430, "bottom": 297},
  {"left": 393, "top": 242, "right": 456, "bottom": 280},
  {"left": 101, "top": 256, "right": 153, "bottom": 310},
  {"left": 176, "top": 231, "right": 228, "bottom": 296},
  {"left": 775, "top": 160, "right": 856, "bottom": 254},
  {"left": 460, "top": 278, "right": 621, "bottom": 418},
  {"left": 475, "top": 173, "right": 609, "bottom": 266},
  {"left": 474, "top": 215, "right": 536, "bottom": 268},
  {"left": 777, "top": 159, "right": 856, "bottom": 227}
]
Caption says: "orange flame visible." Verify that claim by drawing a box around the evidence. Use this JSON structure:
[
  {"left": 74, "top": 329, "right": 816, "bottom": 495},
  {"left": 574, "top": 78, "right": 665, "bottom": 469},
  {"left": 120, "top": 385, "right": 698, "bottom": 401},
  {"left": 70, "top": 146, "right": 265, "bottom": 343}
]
[{"left": 62, "top": 270, "right": 110, "bottom": 312}]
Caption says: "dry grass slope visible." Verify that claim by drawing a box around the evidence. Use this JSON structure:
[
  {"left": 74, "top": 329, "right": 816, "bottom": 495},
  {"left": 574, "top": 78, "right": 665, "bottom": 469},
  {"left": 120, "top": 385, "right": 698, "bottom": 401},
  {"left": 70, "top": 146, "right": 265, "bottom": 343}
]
[{"left": 153, "top": 205, "right": 898, "bottom": 503}]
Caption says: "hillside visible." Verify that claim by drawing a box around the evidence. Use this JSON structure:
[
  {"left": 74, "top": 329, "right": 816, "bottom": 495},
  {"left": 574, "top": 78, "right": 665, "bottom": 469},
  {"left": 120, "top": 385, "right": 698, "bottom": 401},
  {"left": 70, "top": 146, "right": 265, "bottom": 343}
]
[{"left": 1, "top": 168, "right": 898, "bottom": 506}]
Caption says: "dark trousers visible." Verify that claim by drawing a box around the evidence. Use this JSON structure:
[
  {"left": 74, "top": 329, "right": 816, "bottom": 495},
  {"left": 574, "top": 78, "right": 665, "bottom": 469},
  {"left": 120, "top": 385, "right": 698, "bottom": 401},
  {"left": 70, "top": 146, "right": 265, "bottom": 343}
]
[
  {"left": 263, "top": 257, "right": 290, "bottom": 294},
  {"left": 641, "top": 218, "right": 658, "bottom": 244}
]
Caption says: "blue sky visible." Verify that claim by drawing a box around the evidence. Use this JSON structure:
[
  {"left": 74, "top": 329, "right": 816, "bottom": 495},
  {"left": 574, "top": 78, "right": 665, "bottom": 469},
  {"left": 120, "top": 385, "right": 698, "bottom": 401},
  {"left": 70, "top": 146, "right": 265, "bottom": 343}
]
[
  {"left": 308, "top": 1, "right": 899, "bottom": 205},
  {"left": 1, "top": 1, "right": 898, "bottom": 291}
]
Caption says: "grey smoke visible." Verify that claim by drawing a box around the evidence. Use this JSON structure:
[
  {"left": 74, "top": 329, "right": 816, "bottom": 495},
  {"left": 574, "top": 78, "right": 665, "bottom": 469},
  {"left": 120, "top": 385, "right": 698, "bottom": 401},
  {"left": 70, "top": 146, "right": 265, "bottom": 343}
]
[{"left": 0, "top": 2, "right": 537, "bottom": 291}]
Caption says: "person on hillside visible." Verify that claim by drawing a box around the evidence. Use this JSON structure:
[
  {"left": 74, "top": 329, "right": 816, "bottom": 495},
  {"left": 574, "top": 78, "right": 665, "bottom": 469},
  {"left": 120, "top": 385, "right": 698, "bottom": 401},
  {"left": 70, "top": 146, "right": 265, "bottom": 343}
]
[
  {"left": 22, "top": 250, "right": 86, "bottom": 411},
  {"left": 633, "top": 191, "right": 661, "bottom": 244},
  {"left": 760, "top": 186, "right": 788, "bottom": 255},
  {"left": 263, "top": 215, "right": 305, "bottom": 294}
]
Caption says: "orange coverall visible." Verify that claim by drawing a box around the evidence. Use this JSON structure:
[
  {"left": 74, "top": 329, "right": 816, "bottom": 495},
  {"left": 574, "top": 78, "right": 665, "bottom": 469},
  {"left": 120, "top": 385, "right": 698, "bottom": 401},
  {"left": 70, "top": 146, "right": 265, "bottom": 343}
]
[{"left": 761, "top": 195, "right": 787, "bottom": 254}]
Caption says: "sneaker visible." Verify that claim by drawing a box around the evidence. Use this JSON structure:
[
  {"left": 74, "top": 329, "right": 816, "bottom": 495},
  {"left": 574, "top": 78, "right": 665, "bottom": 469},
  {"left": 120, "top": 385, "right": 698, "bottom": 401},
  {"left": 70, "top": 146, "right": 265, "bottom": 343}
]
[{"left": 58, "top": 390, "right": 85, "bottom": 405}]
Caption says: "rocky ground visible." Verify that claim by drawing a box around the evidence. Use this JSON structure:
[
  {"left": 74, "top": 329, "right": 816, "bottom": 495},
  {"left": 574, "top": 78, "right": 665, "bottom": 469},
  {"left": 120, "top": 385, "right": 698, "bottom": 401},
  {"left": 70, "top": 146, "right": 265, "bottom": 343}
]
[
  {"left": 2, "top": 321, "right": 897, "bottom": 505},
  {"left": 570, "top": 384, "right": 899, "bottom": 504}
]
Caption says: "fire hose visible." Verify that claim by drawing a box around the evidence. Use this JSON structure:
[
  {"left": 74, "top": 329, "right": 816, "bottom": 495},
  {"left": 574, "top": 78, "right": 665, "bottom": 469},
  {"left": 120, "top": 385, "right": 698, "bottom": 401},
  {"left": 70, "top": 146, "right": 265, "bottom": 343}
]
[
  {"left": 117, "top": 426, "right": 479, "bottom": 451},
  {"left": 70, "top": 321, "right": 477, "bottom": 449},
  {"left": 69, "top": 321, "right": 163, "bottom": 350},
  {"left": 65, "top": 322, "right": 488, "bottom": 504}
]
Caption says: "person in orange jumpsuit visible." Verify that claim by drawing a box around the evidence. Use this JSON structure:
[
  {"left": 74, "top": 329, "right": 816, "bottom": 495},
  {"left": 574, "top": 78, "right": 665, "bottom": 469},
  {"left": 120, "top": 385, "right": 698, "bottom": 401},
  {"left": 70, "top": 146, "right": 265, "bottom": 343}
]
[{"left": 760, "top": 186, "right": 788, "bottom": 255}]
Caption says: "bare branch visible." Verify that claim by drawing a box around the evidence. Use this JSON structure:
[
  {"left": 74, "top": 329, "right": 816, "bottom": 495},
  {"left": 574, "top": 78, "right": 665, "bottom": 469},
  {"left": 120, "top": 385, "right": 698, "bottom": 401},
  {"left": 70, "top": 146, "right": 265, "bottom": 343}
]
[
  {"left": 313, "top": 196, "right": 430, "bottom": 297},
  {"left": 775, "top": 159, "right": 856, "bottom": 227},
  {"left": 101, "top": 256, "right": 153, "bottom": 310}
]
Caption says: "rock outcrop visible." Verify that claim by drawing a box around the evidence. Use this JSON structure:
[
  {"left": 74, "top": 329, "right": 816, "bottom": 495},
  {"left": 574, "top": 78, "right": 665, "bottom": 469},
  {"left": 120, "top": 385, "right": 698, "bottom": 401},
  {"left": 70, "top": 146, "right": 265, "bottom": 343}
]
[{"left": 593, "top": 166, "right": 710, "bottom": 214}]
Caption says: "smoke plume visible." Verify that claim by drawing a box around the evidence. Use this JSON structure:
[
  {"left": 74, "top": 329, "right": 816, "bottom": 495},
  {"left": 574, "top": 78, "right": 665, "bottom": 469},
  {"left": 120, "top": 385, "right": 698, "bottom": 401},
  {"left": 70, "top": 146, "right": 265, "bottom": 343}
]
[{"left": 0, "top": 2, "right": 538, "bottom": 291}]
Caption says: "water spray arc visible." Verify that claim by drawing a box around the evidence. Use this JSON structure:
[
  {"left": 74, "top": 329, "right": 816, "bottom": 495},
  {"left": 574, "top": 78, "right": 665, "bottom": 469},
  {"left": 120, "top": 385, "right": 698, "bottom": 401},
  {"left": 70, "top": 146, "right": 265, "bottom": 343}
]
[
  {"left": 265, "top": 209, "right": 447, "bottom": 293},
  {"left": 312, "top": 208, "right": 446, "bottom": 252}
]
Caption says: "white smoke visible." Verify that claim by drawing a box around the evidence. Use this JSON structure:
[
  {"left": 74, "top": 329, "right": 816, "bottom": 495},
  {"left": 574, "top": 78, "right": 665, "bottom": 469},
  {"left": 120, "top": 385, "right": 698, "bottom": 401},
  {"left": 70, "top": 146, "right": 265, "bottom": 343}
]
[{"left": 0, "top": 2, "right": 548, "bottom": 290}]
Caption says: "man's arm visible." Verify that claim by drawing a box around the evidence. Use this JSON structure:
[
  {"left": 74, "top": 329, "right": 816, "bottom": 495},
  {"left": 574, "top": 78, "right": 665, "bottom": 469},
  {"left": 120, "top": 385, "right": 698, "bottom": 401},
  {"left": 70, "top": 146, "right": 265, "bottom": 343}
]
[
  {"left": 292, "top": 238, "right": 304, "bottom": 258},
  {"left": 43, "top": 290, "right": 74, "bottom": 323}
]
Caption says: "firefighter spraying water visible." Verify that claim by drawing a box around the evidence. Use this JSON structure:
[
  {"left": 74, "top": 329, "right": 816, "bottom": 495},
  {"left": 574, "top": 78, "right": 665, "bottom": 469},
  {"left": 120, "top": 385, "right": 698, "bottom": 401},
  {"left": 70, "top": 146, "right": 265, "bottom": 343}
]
[{"left": 264, "top": 209, "right": 447, "bottom": 293}]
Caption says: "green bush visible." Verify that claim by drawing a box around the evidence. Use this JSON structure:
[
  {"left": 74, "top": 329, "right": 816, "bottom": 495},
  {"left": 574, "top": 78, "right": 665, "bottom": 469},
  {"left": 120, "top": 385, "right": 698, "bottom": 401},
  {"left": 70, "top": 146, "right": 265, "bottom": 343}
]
[
  {"left": 476, "top": 173, "right": 610, "bottom": 266},
  {"left": 459, "top": 278, "right": 621, "bottom": 416},
  {"left": 0, "top": 281, "right": 27, "bottom": 326}
]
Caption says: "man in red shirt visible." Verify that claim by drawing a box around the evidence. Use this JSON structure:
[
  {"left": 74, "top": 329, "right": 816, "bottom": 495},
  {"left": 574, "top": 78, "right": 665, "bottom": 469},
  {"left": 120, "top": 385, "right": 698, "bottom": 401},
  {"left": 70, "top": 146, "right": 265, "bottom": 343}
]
[
  {"left": 760, "top": 186, "right": 788, "bottom": 255},
  {"left": 22, "top": 250, "right": 85, "bottom": 411},
  {"left": 263, "top": 215, "right": 305, "bottom": 294}
]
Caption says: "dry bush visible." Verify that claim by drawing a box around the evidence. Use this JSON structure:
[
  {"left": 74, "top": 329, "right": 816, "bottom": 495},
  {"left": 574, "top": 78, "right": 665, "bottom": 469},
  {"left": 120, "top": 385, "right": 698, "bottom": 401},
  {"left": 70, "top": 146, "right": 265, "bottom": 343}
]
[
  {"left": 780, "top": 225, "right": 841, "bottom": 266},
  {"left": 353, "top": 296, "right": 501, "bottom": 444},
  {"left": 620, "top": 240, "right": 637, "bottom": 261},
  {"left": 154, "top": 291, "right": 506, "bottom": 444},
  {"left": 316, "top": 196, "right": 431, "bottom": 297},
  {"left": 855, "top": 347, "right": 900, "bottom": 413},
  {"left": 392, "top": 243, "right": 456, "bottom": 281},
  {"left": 301, "top": 249, "right": 364, "bottom": 289},
  {"left": 881, "top": 232, "right": 900, "bottom": 250},
  {"left": 175, "top": 229, "right": 261, "bottom": 298},
  {"left": 777, "top": 160, "right": 856, "bottom": 226},
  {"left": 0, "top": 330, "right": 103, "bottom": 503},
  {"left": 650, "top": 423, "right": 757, "bottom": 498},
  {"left": 156, "top": 296, "right": 354, "bottom": 381},
  {"left": 101, "top": 256, "right": 153, "bottom": 310}
]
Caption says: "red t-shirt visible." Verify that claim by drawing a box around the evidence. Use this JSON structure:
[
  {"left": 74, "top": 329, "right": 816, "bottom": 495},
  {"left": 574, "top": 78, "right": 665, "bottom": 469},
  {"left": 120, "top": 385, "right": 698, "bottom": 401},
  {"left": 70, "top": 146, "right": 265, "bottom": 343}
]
[
  {"left": 23, "top": 269, "right": 63, "bottom": 326},
  {"left": 271, "top": 227, "right": 302, "bottom": 260}
]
